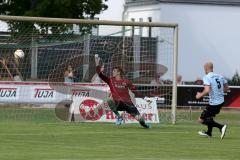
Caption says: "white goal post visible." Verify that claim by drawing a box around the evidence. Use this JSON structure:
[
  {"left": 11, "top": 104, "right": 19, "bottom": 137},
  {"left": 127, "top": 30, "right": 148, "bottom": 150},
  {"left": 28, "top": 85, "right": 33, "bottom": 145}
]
[{"left": 0, "top": 15, "right": 178, "bottom": 124}]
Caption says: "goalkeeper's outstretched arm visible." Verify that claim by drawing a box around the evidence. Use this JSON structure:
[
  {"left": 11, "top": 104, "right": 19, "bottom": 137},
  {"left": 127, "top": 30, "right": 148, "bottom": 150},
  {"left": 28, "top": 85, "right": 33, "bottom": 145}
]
[{"left": 95, "top": 54, "right": 109, "bottom": 84}]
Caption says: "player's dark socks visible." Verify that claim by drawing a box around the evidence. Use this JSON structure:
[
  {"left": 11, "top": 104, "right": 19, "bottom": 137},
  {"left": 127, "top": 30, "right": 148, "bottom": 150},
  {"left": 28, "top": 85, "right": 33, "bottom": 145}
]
[
  {"left": 207, "top": 125, "right": 213, "bottom": 136},
  {"left": 204, "top": 118, "right": 223, "bottom": 131},
  {"left": 212, "top": 120, "right": 223, "bottom": 130},
  {"left": 218, "top": 124, "right": 224, "bottom": 132},
  {"left": 206, "top": 131, "right": 212, "bottom": 137}
]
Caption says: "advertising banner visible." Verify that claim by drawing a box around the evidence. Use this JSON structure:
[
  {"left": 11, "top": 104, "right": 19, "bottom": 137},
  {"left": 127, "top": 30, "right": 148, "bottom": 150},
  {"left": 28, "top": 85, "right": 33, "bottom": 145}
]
[
  {"left": 0, "top": 87, "right": 20, "bottom": 101},
  {"left": 0, "top": 82, "right": 69, "bottom": 104},
  {"left": 177, "top": 85, "right": 240, "bottom": 108},
  {"left": 1, "top": 82, "right": 239, "bottom": 108},
  {"left": 70, "top": 96, "right": 159, "bottom": 123}
]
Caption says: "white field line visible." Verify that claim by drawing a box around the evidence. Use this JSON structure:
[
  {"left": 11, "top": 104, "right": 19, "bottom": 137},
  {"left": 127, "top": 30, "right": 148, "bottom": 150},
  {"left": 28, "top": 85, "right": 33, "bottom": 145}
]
[{"left": 0, "top": 131, "right": 189, "bottom": 136}]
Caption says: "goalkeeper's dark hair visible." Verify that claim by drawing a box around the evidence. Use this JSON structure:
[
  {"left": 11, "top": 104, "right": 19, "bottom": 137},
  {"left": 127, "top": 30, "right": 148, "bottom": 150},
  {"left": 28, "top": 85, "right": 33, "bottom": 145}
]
[{"left": 113, "top": 66, "right": 124, "bottom": 76}]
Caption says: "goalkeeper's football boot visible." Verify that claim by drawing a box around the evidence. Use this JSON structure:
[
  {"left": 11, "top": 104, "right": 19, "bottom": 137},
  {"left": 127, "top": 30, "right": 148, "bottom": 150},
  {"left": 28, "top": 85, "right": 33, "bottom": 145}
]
[
  {"left": 115, "top": 117, "right": 123, "bottom": 125},
  {"left": 141, "top": 123, "right": 151, "bottom": 129}
]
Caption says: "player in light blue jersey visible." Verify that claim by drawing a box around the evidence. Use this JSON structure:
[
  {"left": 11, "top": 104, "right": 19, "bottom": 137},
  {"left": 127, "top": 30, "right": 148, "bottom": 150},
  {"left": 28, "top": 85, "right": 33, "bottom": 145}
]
[{"left": 196, "top": 62, "right": 229, "bottom": 139}]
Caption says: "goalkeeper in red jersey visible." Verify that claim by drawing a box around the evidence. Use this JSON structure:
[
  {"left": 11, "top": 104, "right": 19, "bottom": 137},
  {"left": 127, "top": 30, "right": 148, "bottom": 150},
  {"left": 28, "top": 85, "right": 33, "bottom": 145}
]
[{"left": 95, "top": 54, "right": 150, "bottom": 128}]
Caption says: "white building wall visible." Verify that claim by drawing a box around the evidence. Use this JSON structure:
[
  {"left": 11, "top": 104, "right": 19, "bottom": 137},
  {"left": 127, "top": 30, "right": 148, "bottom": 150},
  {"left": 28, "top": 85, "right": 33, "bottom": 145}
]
[
  {"left": 123, "top": 4, "right": 161, "bottom": 36},
  {"left": 120, "top": 3, "right": 240, "bottom": 81},
  {"left": 124, "top": 5, "right": 161, "bottom": 23},
  {"left": 123, "top": 4, "right": 174, "bottom": 80},
  {"left": 97, "top": 2, "right": 161, "bottom": 37},
  {"left": 160, "top": 3, "right": 240, "bottom": 81}
]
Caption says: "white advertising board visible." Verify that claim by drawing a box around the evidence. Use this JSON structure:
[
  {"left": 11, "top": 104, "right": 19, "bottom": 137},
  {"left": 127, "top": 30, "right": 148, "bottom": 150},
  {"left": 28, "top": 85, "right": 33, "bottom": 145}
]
[{"left": 70, "top": 96, "right": 159, "bottom": 123}]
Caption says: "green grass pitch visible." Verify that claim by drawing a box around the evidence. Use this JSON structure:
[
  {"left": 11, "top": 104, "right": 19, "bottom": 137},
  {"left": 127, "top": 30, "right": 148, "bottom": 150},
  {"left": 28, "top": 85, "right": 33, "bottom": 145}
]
[{"left": 0, "top": 109, "right": 240, "bottom": 160}]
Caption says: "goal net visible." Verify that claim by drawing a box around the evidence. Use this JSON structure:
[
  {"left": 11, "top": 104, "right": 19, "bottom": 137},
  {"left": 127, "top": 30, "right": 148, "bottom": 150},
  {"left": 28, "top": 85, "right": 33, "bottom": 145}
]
[{"left": 0, "top": 15, "right": 179, "bottom": 124}]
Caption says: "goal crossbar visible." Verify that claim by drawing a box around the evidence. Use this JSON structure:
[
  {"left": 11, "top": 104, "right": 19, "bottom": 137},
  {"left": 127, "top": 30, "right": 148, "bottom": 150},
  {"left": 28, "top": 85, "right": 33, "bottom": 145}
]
[{"left": 0, "top": 15, "right": 178, "bottom": 28}]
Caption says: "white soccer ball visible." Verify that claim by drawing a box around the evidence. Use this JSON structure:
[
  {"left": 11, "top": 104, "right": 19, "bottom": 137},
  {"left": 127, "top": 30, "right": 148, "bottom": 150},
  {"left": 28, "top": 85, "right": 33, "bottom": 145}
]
[{"left": 14, "top": 49, "right": 25, "bottom": 59}]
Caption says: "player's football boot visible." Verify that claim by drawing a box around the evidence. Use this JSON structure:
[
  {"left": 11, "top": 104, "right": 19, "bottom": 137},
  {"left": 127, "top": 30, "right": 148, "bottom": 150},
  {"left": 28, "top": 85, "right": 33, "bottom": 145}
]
[
  {"left": 221, "top": 124, "right": 227, "bottom": 139},
  {"left": 198, "top": 131, "right": 212, "bottom": 137}
]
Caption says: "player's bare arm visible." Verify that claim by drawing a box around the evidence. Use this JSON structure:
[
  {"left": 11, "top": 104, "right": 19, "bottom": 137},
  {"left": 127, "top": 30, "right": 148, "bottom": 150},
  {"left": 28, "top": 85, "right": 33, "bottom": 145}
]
[
  {"left": 224, "top": 84, "right": 229, "bottom": 93},
  {"left": 196, "top": 85, "right": 210, "bottom": 99}
]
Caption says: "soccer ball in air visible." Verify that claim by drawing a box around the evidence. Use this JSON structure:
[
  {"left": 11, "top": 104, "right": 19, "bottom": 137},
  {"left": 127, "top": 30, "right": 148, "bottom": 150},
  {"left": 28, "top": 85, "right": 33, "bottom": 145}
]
[{"left": 14, "top": 49, "right": 25, "bottom": 59}]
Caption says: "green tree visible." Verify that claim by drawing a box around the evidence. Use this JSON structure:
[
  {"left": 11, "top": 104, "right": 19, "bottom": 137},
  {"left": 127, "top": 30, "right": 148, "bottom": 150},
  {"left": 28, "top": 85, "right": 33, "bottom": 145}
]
[
  {"left": 227, "top": 71, "right": 240, "bottom": 86},
  {"left": 0, "top": 0, "right": 108, "bottom": 19},
  {"left": 0, "top": 0, "right": 108, "bottom": 36}
]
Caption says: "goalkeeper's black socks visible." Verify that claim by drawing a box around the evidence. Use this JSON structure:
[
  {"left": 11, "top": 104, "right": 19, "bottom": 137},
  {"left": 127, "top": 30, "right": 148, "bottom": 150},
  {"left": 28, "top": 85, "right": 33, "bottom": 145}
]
[
  {"left": 112, "top": 110, "right": 121, "bottom": 119},
  {"left": 139, "top": 117, "right": 151, "bottom": 129}
]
